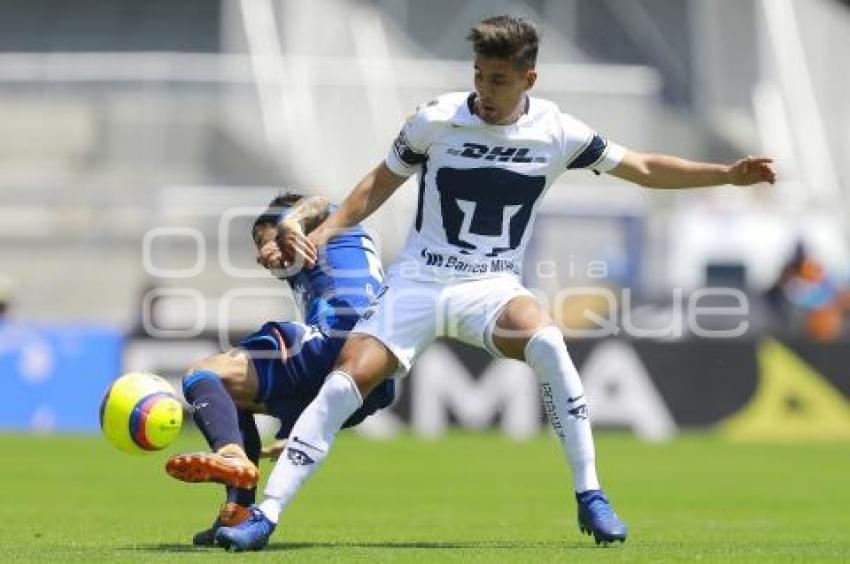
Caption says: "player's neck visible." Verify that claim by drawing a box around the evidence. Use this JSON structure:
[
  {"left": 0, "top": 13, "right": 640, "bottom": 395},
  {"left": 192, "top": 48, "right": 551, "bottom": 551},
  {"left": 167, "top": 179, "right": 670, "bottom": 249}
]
[
  {"left": 472, "top": 94, "right": 528, "bottom": 126},
  {"left": 496, "top": 102, "right": 526, "bottom": 125}
]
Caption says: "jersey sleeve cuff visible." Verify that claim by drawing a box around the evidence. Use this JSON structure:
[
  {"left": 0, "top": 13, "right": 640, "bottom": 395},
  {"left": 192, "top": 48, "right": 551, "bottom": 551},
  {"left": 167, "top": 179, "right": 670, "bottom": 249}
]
[
  {"left": 385, "top": 152, "right": 417, "bottom": 177},
  {"left": 592, "top": 141, "right": 626, "bottom": 174}
]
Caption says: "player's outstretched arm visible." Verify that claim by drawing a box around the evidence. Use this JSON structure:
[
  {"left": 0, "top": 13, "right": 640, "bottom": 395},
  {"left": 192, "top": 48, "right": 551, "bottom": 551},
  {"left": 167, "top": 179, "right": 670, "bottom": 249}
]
[
  {"left": 609, "top": 149, "right": 776, "bottom": 189},
  {"left": 304, "top": 162, "right": 407, "bottom": 261}
]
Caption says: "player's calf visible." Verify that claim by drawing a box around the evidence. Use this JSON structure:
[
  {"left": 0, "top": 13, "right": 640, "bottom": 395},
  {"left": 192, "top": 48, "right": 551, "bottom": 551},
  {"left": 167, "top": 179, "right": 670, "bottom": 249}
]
[
  {"left": 182, "top": 366, "right": 244, "bottom": 452},
  {"left": 167, "top": 361, "right": 260, "bottom": 488}
]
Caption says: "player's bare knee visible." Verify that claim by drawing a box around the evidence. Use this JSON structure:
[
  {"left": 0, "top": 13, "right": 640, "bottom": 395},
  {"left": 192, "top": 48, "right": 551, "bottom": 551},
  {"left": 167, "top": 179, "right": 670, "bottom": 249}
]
[
  {"left": 496, "top": 296, "right": 550, "bottom": 334},
  {"left": 492, "top": 296, "right": 551, "bottom": 359},
  {"left": 187, "top": 353, "right": 227, "bottom": 378},
  {"left": 185, "top": 358, "right": 206, "bottom": 376},
  {"left": 335, "top": 334, "right": 397, "bottom": 396},
  {"left": 184, "top": 351, "right": 253, "bottom": 402}
]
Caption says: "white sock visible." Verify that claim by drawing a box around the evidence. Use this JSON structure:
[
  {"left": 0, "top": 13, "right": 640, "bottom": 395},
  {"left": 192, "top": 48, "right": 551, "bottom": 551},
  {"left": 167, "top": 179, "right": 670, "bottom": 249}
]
[
  {"left": 258, "top": 370, "right": 363, "bottom": 523},
  {"left": 524, "top": 326, "right": 600, "bottom": 493}
]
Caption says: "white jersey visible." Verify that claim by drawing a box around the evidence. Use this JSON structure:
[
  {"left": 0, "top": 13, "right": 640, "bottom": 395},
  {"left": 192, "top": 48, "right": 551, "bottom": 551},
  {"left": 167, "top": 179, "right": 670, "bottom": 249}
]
[{"left": 385, "top": 91, "right": 626, "bottom": 281}]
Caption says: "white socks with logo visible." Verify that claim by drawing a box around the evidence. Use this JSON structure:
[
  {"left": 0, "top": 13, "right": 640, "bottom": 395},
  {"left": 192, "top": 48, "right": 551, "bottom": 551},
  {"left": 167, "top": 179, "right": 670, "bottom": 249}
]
[
  {"left": 524, "top": 326, "right": 600, "bottom": 493},
  {"left": 258, "top": 370, "right": 363, "bottom": 523}
]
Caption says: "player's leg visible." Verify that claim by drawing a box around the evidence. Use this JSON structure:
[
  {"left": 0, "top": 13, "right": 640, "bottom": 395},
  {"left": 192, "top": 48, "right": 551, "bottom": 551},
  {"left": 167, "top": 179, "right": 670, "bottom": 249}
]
[
  {"left": 488, "top": 292, "right": 627, "bottom": 544},
  {"left": 231, "top": 409, "right": 262, "bottom": 504},
  {"left": 490, "top": 295, "right": 600, "bottom": 489},
  {"left": 221, "top": 364, "right": 264, "bottom": 510},
  {"left": 165, "top": 349, "right": 260, "bottom": 489},
  {"left": 217, "top": 281, "right": 437, "bottom": 551},
  {"left": 189, "top": 408, "right": 262, "bottom": 546},
  {"left": 216, "top": 335, "right": 399, "bottom": 551},
  {"left": 189, "top": 320, "right": 316, "bottom": 549},
  {"left": 257, "top": 335, "right": 396, "bottom": 518}
]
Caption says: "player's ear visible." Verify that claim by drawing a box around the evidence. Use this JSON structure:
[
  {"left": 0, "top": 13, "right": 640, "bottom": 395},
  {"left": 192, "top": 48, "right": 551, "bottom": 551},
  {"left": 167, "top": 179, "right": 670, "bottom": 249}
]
[{"left": 525, "top": 68, "right": 537, "bottom": 90}]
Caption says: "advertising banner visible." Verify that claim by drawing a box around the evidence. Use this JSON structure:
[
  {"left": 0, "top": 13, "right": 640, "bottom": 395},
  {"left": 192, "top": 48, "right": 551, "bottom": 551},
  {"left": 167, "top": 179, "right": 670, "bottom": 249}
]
[
  {"left": 0, "top": 324, "right": 123, "bottom": 432},
  {"left": 123, "top": 335, "right": 850, "bottom": 441}
]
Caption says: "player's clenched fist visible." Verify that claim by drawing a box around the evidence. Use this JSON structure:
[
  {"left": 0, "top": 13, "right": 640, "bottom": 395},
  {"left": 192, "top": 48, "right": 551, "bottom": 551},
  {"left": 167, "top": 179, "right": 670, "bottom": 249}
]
[
  {"left": 728, "top": 155, "right": 777, "bottom": 186},
  {"left": 256, "top": 240, "right": 284, "bottom": 270},
  {"left": 276, "top": 219, "right": 318, "bottom": 269}
]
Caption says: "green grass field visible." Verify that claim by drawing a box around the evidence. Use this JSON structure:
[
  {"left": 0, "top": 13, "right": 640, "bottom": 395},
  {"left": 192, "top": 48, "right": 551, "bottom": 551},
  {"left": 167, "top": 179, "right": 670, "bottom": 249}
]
[{"left": 2, "top": 431, "right": 849, "bottom": 562}]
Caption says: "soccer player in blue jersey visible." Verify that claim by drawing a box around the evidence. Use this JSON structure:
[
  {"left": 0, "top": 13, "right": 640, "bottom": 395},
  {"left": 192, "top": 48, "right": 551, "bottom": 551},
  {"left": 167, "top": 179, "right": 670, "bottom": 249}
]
[
  {"left": 217, "top": 15, "right": 776, "bottom": 551},
  {"left": 164, "top": 191, "right": 395, "bottom": 545}
]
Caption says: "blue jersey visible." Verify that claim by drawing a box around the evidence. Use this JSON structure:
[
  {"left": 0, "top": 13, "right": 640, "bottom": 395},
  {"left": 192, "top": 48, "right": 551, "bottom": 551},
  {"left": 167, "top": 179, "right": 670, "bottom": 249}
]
[
  {"left": 283, "top": 209, "right": 383, "bottom": 335},
  {"left": 240, "top": 211, "right": 392, "bottom": 435}
]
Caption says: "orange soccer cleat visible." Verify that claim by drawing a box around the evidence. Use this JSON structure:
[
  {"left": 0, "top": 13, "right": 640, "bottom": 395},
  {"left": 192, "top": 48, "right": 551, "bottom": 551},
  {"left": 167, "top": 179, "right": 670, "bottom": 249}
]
[{"left": 165, "top": 444, "right": 259, "bottom": 489}]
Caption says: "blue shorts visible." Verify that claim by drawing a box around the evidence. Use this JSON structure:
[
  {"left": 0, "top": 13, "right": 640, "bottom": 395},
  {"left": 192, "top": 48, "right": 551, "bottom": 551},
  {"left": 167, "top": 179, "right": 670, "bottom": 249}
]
[{"left": 239, "top": 321, "right": 395, "bottom": 438}]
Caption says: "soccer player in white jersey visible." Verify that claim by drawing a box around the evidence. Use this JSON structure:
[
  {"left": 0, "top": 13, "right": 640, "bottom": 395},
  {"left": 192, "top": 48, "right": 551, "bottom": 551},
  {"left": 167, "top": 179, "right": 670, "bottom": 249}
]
[{"left": 214, "top": 15, "right": 776, "bottom": 551}]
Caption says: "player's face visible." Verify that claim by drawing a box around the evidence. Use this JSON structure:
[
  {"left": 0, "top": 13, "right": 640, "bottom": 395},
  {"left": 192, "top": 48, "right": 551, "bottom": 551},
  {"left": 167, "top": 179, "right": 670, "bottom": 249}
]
[
  {"left": 253, "top": 224, "right": 276, "bottom": 248},
  {"left": 473, "top": 55, "right": 537, "bottom": 125}
]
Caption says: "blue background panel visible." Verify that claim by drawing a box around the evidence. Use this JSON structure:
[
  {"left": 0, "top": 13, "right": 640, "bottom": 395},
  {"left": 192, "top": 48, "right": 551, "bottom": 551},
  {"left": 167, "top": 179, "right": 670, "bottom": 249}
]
[{"left": 0, "top": 324, "right": 122, "bottom": 432}]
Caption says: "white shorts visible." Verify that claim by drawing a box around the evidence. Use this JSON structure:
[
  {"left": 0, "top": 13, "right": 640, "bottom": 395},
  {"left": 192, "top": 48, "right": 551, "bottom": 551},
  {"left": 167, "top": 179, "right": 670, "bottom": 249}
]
[{"left": 352, "top": 271, "right": 534, "bottom": 375}]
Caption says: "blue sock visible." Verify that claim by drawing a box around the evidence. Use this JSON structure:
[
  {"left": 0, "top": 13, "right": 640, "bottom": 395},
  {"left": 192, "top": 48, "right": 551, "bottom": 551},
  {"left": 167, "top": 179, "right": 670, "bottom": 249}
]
[
  {"left": 227, "top": 410, "right": 261, "bottom": 507},
  {"left": 182, "top": 370, "right": 243, "bottom": 452}
]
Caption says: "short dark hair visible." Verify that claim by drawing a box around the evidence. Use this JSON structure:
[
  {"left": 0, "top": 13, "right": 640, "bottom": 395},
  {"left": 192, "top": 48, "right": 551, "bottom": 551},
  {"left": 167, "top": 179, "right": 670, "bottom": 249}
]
[
  {"left": 252, "top": 189, "right": 304, "bottom": 241},
  {"left": 467, "top": 15, "right": 539, "bottom": 70}
]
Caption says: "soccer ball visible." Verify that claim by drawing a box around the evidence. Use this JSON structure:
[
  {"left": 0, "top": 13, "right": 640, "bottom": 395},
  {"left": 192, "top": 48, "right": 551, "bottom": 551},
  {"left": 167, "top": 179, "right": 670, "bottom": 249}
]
[{"left": 99, "top": 372, "right": 183, "bottom": 454}]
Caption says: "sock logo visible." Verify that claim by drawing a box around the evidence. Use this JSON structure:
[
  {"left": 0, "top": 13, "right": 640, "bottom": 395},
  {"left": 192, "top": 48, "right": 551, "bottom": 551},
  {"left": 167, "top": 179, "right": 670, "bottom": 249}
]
[
  {"left": 286, "top": 447, "right": 315, "bottom": 466},
  {"left": 292, "top": 436, "right": 324, "bottom": 454},
  {"left": 190, "top": 401, "right": 210, "bottom": 413},
  {"left": 568, "top": 404, "right": 589, "bottom": 420},
  {"left": 568, "top": 394, "right": 584, "bottom": 403}
]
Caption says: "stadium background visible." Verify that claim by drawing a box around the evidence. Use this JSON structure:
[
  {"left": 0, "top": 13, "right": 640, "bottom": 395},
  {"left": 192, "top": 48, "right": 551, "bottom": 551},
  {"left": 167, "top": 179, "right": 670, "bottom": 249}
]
[{"left": 1, "top": 0, "right": 850, "bottom": 560}]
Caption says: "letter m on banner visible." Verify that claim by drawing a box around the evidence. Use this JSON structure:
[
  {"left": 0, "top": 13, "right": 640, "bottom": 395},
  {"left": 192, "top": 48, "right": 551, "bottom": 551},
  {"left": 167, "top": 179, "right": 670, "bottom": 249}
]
[{"left": 411, "top": 341, "right": 540, "bottom": 439}]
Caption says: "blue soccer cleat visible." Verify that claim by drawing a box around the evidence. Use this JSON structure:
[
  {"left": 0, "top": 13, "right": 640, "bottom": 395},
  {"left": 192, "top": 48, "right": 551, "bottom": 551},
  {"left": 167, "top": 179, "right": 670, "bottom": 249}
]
[
  {"left": 192, "top": 523, "right": 218, "bottom": 547},
  {"left": 576, "top": 489, "right": 628, "bottom": 546},
  {"left": 214, "top": 506, "right": 276, "bottom": 552},
  {"left": 192, "top": 503, "right": 251, "bottom": 546}
]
